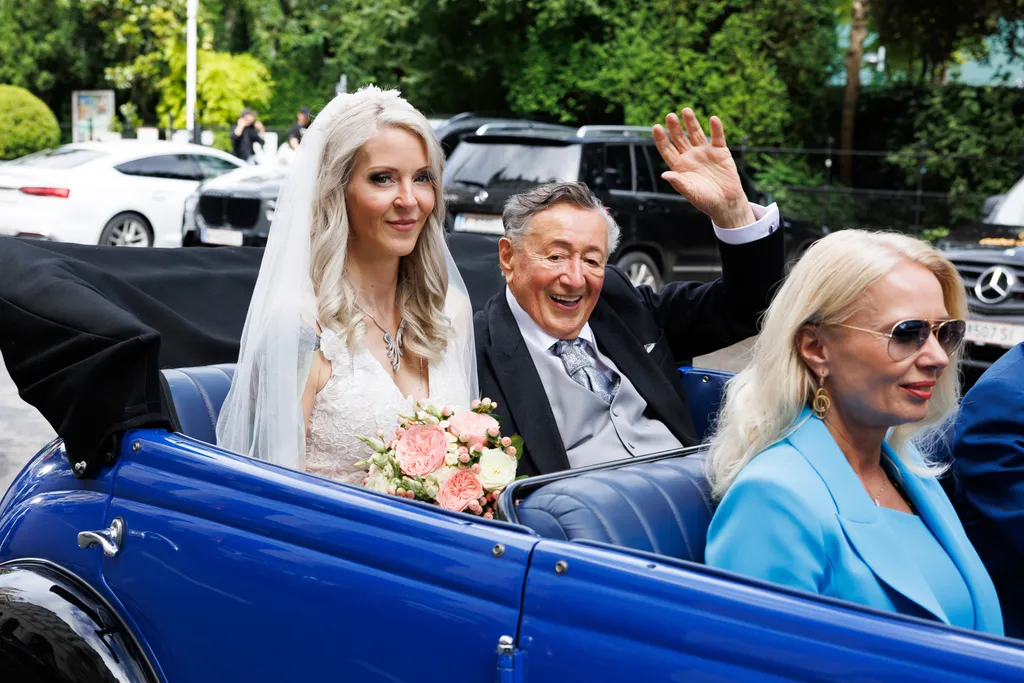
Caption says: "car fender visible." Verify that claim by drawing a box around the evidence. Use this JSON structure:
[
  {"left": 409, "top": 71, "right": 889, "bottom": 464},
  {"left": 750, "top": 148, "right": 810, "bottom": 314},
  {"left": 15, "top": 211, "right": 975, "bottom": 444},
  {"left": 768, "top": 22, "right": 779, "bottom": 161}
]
[{"left": 0, "top": 560, "right": 160, "bottom": 682}]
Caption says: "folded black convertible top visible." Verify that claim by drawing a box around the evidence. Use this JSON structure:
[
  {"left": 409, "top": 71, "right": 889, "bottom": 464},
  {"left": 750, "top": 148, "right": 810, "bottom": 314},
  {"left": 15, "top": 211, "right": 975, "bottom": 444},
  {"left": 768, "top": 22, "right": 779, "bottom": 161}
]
[
  {"left": 0, "top": 237, "right": 264, "bottom": 475},
  {"left": 0, "top": 233, "right": 503, "bottom": 477}
]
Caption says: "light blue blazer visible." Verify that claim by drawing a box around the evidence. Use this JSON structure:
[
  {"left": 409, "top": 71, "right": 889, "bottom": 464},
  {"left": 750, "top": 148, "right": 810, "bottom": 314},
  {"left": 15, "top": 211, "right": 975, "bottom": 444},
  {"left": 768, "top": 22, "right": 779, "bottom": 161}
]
[{"left": 706, "top": 407, "right": 1004, "bottom": 635}]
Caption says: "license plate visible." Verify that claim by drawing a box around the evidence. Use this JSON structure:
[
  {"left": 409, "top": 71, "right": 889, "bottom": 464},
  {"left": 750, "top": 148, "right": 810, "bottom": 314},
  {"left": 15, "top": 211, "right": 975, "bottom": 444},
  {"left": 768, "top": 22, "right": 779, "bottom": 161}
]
[
  {"left": 202, "top": 227, "right": 243, "bottom": 246},
  {"left": 453, "top": 213, "right": 504, "bottom": 235},
  {"left": 965, "top": 320, "right": 1024, "bottom": 349}
]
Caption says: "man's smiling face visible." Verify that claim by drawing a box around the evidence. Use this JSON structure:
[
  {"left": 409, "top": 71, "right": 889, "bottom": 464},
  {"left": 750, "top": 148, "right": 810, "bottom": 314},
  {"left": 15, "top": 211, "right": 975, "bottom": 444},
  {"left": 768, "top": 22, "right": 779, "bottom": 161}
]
[{"left": 500, "top": 203, "right": 609, "bottom": 340}]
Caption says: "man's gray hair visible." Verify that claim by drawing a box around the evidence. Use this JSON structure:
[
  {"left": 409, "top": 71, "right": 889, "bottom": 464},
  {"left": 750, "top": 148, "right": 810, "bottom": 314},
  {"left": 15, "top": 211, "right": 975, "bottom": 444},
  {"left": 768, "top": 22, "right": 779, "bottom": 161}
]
[{"left": 502, "top": 181, "right": 621, "bottom": 252}]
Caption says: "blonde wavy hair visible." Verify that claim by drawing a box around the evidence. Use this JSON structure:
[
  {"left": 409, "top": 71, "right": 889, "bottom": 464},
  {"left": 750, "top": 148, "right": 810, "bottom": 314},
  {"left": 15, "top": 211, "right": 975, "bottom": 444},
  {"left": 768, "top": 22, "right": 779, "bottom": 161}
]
[
  {"left": 308, "top": 86, "right": 451, "bottom": 361},
  {"left": 706, "top": 229, "right": 967, "bottom": 500}
]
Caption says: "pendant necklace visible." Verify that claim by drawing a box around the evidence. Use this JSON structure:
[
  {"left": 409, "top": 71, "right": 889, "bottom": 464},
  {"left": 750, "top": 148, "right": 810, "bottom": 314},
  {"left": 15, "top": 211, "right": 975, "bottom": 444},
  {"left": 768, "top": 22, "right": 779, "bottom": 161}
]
[
  {"left": 873, "top": 466, "right": 888, "bottom": 506},
  {"left": 357, "top": 304, "right": 406, "bottom": 373}
]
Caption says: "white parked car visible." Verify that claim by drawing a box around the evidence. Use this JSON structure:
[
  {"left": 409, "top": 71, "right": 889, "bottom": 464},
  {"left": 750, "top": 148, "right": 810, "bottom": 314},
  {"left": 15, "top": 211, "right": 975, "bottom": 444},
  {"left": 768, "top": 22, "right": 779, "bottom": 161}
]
[{"left": 0, "top": 141, "right": 245, "bottom": 247}]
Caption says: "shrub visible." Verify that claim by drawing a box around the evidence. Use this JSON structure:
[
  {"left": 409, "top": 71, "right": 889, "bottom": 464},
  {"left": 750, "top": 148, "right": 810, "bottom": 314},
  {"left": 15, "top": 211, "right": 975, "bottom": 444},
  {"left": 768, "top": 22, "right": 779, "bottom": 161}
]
[{"left": 0, "top": 85, "right": 60, "bottom": 160}]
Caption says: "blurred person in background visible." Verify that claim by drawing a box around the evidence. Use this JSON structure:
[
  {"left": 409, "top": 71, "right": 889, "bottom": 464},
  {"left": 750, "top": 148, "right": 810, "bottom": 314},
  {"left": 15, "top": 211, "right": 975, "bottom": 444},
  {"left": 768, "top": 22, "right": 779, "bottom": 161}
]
[
  {"left": 289, "top": 107, "right": 311, "bottom": 150},
  {"left": 232, "top": 108, "right": 265, "bottom": 163}
]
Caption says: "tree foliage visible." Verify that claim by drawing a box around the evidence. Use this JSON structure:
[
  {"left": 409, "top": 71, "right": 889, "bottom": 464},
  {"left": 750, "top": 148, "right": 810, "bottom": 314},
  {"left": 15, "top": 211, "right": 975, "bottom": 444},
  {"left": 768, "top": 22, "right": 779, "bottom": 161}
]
[
  {"left": 888, "top": 84, "right": 1024, "bottom": 225},
  {"left": 0, "top": 84, "right": 60, "bottom": 159},
  {"left": 874, "top": 0, "right": 1024, "bottom": 83}
]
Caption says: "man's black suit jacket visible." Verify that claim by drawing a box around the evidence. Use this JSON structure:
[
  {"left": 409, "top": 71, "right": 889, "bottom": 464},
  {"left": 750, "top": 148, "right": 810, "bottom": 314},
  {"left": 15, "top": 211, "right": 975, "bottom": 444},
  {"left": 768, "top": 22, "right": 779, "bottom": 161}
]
[{"left": 474, "top": 228, "right": 785, "bottom": 477}]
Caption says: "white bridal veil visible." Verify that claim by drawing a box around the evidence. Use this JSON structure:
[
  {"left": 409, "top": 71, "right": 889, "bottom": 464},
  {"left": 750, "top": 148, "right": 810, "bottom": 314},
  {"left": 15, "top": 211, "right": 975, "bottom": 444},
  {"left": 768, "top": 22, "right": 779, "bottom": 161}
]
[{"left": 216, "top": 88, "right": 479, "bottom": 470}]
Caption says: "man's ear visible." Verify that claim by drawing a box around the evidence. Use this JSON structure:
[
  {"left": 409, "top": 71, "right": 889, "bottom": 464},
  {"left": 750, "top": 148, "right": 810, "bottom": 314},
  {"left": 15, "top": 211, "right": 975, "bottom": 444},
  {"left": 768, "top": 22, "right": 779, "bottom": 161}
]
[
  {"left": 796, "top": 323, "right": 829, "bottom": 377},
  {"left": 498, "top": 237, "right": 515, "bottom": 284}
]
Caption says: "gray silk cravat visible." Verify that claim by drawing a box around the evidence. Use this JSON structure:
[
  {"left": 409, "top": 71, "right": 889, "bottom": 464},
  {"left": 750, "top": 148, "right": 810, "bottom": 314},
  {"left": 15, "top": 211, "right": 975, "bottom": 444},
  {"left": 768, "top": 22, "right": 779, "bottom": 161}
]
[{"left": 552, "top": 338, "right": 620, "bottom": 404}]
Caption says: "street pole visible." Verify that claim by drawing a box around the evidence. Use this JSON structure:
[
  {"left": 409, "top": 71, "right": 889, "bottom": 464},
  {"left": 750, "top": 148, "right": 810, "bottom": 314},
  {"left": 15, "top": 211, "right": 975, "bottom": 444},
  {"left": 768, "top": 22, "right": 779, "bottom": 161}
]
[{"left": 186, "top": 0, "right": 198, "bottom": 139}]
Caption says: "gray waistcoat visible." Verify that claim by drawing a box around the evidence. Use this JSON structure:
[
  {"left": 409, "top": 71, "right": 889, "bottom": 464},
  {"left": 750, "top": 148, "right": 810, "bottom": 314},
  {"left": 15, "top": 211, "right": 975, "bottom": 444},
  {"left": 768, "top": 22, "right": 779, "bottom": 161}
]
[{"left": 529, "top": 342, "right": 683, "bottom": 469}]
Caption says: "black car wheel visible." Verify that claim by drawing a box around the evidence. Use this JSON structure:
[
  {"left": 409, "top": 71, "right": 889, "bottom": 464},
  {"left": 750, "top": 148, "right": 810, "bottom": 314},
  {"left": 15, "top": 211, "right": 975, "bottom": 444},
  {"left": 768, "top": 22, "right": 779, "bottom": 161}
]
[
  {"left": 99, "top": 212, "right": 153, "bottom": 247},
  {"left": 617, "top": 251, "right": 664, "bottom": 291}
]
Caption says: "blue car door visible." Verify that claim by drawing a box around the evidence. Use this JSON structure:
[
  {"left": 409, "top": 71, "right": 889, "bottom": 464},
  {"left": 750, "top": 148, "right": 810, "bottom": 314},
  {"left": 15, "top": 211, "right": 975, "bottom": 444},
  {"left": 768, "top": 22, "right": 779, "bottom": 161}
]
[
  {"left": 93, "top": 431, "right": 536, "bottom": 682},
  {"left": 513, "top": 541, "right": 1024, "bottom": 681}
]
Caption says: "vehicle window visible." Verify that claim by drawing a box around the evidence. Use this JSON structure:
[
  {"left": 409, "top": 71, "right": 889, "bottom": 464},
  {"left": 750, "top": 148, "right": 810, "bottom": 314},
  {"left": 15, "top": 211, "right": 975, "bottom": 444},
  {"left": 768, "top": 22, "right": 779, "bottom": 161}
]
[
  {"left": 115, "top": 154, "right": 203, "bottom": 181},
  {"left": 193, "top": 154, "right": 239, "bottom": 179},
  {"left": 8, "top": 147, "right": 107, "bottom": 169},
  {"left": 646, "top": 144, "right": 678, "bottom": 196},
  {"left": 604, "top": 144, "right": 632, "bottom": 191},
  {"left": 444, "top": 141, "right": 582, "bottom": 190},
  {"left": 636, "top": 146, "right": 656, "bottom": 193}
]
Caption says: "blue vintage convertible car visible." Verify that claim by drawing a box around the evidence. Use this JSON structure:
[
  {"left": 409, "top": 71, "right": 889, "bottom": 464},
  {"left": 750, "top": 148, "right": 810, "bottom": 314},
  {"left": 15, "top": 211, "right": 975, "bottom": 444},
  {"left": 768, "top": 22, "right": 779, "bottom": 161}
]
[{"left": 1, "top": 237, "right": 1024, "bottom": 682}]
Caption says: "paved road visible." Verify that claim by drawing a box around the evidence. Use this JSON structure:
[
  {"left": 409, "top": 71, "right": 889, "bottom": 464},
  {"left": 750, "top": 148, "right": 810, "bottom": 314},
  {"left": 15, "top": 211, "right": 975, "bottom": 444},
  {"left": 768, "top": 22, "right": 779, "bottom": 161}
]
[
  {"left": 0, "top": 339, "right": 753, "bottom": 498},
  {"left": 0, "top": 350, "right": 56, "bottom": 496}
]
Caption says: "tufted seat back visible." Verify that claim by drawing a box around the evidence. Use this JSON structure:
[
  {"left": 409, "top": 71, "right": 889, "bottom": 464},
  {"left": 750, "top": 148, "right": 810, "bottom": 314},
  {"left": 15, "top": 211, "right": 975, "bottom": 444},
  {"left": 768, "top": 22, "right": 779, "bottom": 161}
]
[
  {"left": 161, "top": 364, "right": 236, "bottom": 445},
  {"left": 515, "top": 451, "right": 712, "bottom": 562},
  {"left": 505, "top": 367, "right": 732, "bottom": 562}
]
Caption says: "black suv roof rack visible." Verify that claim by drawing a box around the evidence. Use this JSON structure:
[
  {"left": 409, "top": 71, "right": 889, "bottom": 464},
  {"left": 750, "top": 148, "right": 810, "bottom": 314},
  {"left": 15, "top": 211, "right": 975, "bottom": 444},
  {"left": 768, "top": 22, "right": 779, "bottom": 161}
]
[
  {"left": 575, "top": 125, "right": 654, "bottom": 138},
  {"left": 473, "top": 121, "right": 577, "bottom": 135}
]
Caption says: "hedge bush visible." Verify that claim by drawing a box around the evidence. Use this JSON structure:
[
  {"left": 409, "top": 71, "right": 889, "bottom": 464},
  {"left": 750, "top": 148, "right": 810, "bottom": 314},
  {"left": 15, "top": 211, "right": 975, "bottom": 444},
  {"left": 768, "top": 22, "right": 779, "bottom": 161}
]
[{"left": 0, "top": 85, "right": 60, "bottom": 160}]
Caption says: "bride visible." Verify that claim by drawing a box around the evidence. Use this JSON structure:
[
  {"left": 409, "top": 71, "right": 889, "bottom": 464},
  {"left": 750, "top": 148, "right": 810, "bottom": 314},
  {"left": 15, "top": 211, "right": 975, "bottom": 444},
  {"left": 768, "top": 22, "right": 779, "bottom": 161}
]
[{"left": 216, "top": 86, "right": 477, "bottom": 484}]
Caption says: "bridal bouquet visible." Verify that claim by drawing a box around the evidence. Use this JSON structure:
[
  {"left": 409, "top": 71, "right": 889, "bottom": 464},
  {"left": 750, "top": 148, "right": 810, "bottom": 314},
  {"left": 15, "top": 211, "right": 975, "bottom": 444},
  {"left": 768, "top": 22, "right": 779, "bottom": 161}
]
[{"left": 355, "top": 399, "right": 523, "bottom": 518}]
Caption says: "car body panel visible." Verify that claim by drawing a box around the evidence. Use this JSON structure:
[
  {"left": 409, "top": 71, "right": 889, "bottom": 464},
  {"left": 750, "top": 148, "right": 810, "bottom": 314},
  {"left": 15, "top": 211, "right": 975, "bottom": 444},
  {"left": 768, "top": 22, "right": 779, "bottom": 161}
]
[
  {"left": 519, "top": 541, "right": 1024, "bottom": 681},
  {"left": 95, "top": 430, "right": 536, "bottom": 682},
  {"left": 0, "top": 439, "right": 115, "bottom": 583},
  {"left": 4, "top": 367, "right": 1024, "bottom": 680},
  {"left": 0, "top": 142, "right": 243, "bottom": 246}
]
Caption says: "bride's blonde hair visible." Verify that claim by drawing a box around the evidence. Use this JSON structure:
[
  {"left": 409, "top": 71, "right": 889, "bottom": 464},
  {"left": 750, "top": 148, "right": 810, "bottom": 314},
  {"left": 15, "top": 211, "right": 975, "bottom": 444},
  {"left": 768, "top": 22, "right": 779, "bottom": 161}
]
[
  {"left": 705, "top": 229, "right": 967, "bottom": 500},
  {"left": 309, "top": 85, "right": 450, "bottom": 361}
]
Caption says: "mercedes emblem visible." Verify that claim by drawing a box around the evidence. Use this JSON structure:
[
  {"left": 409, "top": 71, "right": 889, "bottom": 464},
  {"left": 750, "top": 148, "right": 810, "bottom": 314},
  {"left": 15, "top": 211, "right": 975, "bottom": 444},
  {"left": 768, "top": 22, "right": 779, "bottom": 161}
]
[
  {"left": 473, "top": 190, "right": 489, "bottom": 205},
  {"left": 974, "top": 265, "right": 1017, "bottom": 305}
]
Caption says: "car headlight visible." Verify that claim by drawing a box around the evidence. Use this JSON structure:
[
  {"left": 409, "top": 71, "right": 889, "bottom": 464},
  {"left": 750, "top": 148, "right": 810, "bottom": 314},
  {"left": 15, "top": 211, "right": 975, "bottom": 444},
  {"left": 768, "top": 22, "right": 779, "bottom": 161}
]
[{"left": 265, "top": 198, "right": 276, "bottom": 223}]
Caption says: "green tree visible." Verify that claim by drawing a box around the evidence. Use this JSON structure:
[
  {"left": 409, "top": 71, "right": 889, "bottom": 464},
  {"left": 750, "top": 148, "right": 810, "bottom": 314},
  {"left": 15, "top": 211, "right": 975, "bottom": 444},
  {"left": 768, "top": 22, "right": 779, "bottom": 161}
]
[
  {"left": 0, "top": 84, "right": 60, "bottom": 159},
  {"left": 0, "top": 0, "right": 107, "bottom": 123},
  {"left": 98, "top": 0, "right": 273, "bottom": 128},
  {"left": 888, "top": 85, "right": 1024, "bottom": 228},
  {"left": 504, "top": 0, "right": 837, "bottom": 143}
]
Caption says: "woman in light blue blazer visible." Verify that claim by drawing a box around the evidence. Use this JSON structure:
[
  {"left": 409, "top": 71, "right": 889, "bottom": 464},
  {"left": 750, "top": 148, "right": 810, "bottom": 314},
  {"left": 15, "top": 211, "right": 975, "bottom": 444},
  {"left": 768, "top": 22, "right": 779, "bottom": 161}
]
[{"left": 704, "top": 229, "right": 1003, "bottom": 636}]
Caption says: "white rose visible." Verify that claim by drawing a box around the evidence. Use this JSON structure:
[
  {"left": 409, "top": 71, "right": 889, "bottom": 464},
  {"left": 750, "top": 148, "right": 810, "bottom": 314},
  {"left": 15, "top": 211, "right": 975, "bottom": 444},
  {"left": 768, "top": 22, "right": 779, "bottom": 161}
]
[
  {"left": 444, "top": 453, "right": 459, "bottom": 467},
  {"left": 364, "top": 469, "right": 390, "bottom": 493},
  {"left": 477, "top": 448, "right": 517, "bottom": 491}
]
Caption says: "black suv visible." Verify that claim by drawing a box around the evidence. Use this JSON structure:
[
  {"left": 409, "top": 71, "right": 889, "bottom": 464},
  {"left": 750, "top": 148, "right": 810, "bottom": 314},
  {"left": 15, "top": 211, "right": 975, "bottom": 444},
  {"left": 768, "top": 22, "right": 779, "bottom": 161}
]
[
  {"left": 938, "top": 223, "right": 1024, "bottom": 384},
  {"left": 443, "top": 126, "right": 825, "bottom": 289}
]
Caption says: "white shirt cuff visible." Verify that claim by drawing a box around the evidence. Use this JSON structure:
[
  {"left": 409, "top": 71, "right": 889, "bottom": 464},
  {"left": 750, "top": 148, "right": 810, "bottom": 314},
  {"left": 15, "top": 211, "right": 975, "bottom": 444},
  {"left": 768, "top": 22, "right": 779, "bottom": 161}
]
[{"left": 712, "top": 202, "right": 780, "bottom": 246}]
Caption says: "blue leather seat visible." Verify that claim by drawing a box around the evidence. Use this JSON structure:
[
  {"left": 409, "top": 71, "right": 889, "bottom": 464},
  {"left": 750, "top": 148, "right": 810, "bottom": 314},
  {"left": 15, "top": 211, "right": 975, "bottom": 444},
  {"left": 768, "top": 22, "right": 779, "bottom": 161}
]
[
  {"left": 506, "top": 367, "right": 732, "bottom": 562},
  {"left": 679, "top": 366, "right": 733, "bottom": 442},
  {"left": 516, "top": 452, "right": 712, "bottom": 562},
  {"left": 161, "top": 364, "right": 236, "bottom": 445}
]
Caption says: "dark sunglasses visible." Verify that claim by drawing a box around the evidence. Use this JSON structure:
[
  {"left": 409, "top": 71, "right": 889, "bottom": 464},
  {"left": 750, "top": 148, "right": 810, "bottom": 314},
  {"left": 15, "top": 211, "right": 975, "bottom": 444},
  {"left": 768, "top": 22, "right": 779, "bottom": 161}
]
[{"left": 833, "top": 319, "right": 967, "bottom": 362}]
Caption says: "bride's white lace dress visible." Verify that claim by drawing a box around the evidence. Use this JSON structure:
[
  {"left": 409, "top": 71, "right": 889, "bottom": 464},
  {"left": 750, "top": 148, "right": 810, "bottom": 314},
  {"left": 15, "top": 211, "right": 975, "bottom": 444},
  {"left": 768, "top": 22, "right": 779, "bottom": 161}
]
[{"left": 305, "top": 322, "right": 473, "bottom": 485}]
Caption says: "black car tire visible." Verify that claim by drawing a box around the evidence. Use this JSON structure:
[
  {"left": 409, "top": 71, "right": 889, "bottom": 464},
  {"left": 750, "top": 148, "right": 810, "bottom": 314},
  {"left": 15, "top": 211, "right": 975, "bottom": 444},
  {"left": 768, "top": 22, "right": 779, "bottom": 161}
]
[
  {"left": 99, "top": 212, "right": 154, "bottom": 247},
  {"left": 617, "top": 251, "right": 664, "bottom": 291}
]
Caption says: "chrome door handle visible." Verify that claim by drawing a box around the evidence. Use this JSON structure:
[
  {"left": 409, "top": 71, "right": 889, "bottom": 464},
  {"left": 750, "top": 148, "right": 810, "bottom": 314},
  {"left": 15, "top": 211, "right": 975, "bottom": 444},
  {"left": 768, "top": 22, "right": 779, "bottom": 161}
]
[{"left": 77, "top": 517, "right": 124, "bottom": 557}]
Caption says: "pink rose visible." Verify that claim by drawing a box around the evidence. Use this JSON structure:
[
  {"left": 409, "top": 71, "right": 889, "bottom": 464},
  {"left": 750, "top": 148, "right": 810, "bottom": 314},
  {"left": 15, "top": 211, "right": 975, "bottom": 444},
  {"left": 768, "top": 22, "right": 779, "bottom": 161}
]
[
  {"left": 447, "top": 410, "right": 500, "bottom": 448},
  {"left": 395, "top": 425, "right": 447, "bottom": 477},
  {"left": 436, "top": 470, "right": 484, "bottom": 512}
]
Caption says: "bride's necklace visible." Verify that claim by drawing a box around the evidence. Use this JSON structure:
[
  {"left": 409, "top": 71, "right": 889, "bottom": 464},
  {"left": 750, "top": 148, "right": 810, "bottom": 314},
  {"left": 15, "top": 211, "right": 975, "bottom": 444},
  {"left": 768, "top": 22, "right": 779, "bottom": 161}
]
[{"left": 357, "top": 304, "right": 406, "bottom": 373}]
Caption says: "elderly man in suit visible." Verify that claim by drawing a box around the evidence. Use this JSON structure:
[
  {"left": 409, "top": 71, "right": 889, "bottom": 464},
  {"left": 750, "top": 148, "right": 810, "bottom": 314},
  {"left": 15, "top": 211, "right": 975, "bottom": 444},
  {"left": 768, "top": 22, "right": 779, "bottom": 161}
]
[
  {"left": 474, "top": 109, "right": 786, "bottom": 477},
  {"left": 952, "top": 340, "right": 1024, "bottom": 637}
]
